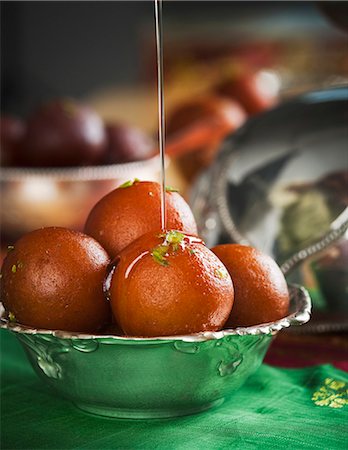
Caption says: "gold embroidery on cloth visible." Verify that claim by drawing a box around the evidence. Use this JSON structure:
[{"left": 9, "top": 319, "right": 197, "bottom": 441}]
[{"left": 312, "top": 378, "right": 348, "bottom": 408}]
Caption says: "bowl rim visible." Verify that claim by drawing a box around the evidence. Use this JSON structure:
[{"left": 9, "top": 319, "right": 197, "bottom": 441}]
[
  {"left": 0, "top": 155, "right": 162, "bottom": 182},
  {"left": 0, "top": 284, "right": 311, "bottom": 344}
]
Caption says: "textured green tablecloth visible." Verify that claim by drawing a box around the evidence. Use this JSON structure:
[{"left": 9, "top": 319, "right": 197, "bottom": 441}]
[{"left": 1, "top": 329, "right": 347, "bottom": 450}]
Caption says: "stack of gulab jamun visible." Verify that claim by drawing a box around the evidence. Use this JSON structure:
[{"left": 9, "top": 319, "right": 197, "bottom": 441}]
[{"left": 0, "top": 180, "right": 290, "bottom": 336}]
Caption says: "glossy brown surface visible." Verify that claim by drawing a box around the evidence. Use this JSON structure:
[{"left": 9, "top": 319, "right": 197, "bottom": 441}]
[
  {"left": 0, "top": 115, "right": 26, "bottom": 167},
  {"left": 166, "top": 95, "right": 246, "bottom": 138},
  {"left": 166, "top": 96, "right": 246, "bottom": 181},
  {"left": 109, "top": 231, "right": 234, "bottom": 337},
  {"left": 1, "top": 227, "right": 111, "bottom": 332},
  {"left": 103, "top": 123, "right": 155, "bottom": 164},
  {"left": 20, "top": 99, "right": 106, "bottom": 167},
  {"left": 212, "top": 244, "right": 289, "bottom": 327},
  {"left": 85, "top": 180, "right": 198, "bottom": 258},
  {"left": 214, "top": 72, "right": 277, "bottom": 115}
]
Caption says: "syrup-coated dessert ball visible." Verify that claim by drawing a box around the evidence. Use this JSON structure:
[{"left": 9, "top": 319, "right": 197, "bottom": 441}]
[
  {"left": 20, "top": 99, "right": 106, "bottom": 167},
  {"left": 0, "top": 115, "right": 26, "bottom": 167},
  {"left": 214, "top": 71, "right": 278, "bottom": 115},
  {"left": 211, "top": 244, "right": 289, "bottom": 327},
  {"left": 108, "top": 230, "right": 234, "bottom": 337},
  {"left": 166, "top": 95, "right": 246, "bottom": 138},
  {"left": 166, "top": 96, "right": 246, "bottom": 180},
  {"left": 103, "top": 123, "right": 155, "bottom": 164},
  {"left": 1, "top": 227, "right": 111, "bottom": 332},
  {"left": 85, "top": 180, "right": 198, "bottom": 258}
]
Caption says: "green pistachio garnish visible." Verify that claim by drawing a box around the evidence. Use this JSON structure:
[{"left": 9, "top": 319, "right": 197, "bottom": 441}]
[
  {"left": 11, "top": 265, "right": 17, "bottom": 273},
  {"left": 118, "top": 178, "right": 140, "bottom": 189},
  {"left": 165, "top": 186, "right": 179, "bottom": 193},
  {"left": 151, "top": 231, "right": 185, "bottom": 266},
  {"left": 152, "top": 244, "right": 170, "bottom": 266},
  {"left": 166, "top": 230, "right": 185, "bottom": 252},
  {"left": 189, "top": 249, "right": 196, "bottom": 255},
  {"left": 7, "top": 245, "right": 14, "bottom": 252},
  {"left": 8, "top": 312, "right": 16, "bottom": 323},
  {"left": 118, "top": 180, "right": 133, "bottom": 189}
]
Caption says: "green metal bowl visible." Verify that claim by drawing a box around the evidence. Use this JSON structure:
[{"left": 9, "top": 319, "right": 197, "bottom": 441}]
[{"left": 1, "top": 285, "right": 310, "bottom": 419}]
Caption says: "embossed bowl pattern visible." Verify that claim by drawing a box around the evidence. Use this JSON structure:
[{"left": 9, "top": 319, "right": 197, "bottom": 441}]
[{"left": 1, "top": 285, "right": 311, "bottom": 419}]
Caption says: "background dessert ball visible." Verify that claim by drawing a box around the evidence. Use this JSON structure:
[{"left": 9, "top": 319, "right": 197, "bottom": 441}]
[
  {"left": 108, "top": 230, "right": 234, "bottom": 337},
  {"left": 212, "top": 244, "right": 289, "bottom": 327},
  {"left": 0, "top": 115, "right": 26, "bottom": 167},
  {"left": 214, "top": 70, "right": 278, "bottom": 115},
  {"left": 85, "top": 180, "right": 198, "bottom": 257},
  {"left": 102, "top": 123, "right": 155, "bottom": 164},
  {"left": 166, "top": 95, "right": 246, "bottom": 180},
  {"left": 1, "top": 227, "right": 111, "bottom": 332},
  {"left": 20, "top": 98, "right": 106, "bottom": 167},
  {"left": 166, "top": 95, "right": 245, "bottom": 137}
]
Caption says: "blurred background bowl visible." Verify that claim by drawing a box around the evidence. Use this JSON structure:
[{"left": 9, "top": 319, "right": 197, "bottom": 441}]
[{"left": 0, "top": 156, "right": 162, "bottom": 244}]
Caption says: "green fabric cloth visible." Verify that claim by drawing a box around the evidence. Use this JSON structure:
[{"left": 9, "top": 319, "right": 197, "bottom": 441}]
[{"left": 1, "top": 329, "right": 347, "bottom": 450}]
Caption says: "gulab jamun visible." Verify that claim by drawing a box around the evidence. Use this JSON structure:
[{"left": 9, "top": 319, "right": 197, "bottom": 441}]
[
  {"left": 212, "top": 244, "right": 289, "bottom": 327},
  {"left": 20, "top": 99, "right": 106, "bottom": 167},
  {"left": 84, "top": 180, "right": 198, "bottom": 258},
  {"left": 214, "top": 71, "right": 278, "bottom": 115},
  {"left": 108, "top": 230, "right": 234, "bottom": 337},
  {"left": 166, "top": 96, "right": 246, "bottom": 180},
  {"left": 1, "top": 227, "right": 111, "bottom": 333},
  {"left": 102, "top": 123, "right": 155, "bottom": 164},
  {"left": 0, "top": 115, "right": 26, "bottom": 167},
  {"left": 166, "top": 95, "right": 246, "bottom": 139}
]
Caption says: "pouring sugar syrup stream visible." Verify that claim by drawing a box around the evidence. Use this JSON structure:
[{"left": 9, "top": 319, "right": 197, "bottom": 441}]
[
  {"left": 154, "top": 0, "right": 167, "bottom": 231},
  {"left": 104, "top": 0, "right": 183, "bottom": 296},
  {"left": 153, "top": 0, "right": 204, "bottom": 253}
]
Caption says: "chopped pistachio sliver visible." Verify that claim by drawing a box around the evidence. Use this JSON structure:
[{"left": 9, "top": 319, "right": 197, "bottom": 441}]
[
  {"left": 166, "top": 230, "right": 184, "bottom": 244},
  {"left": 118, "top": 180, "right": 133, "bottom": 189},
  {"left": 118, "top": 178, "right": 140, "bottom": 189},
  {"left": 165, "top": 186, "right": 179, "bottom": 193},
  {"left": 166, "top": 230, "right": 184, "bottom": 252},
  {"left": 8, "top": 312, "right": 16, "bottom": 322},
  {"left": 152, "top": 244, "right": 170, "bottom": 266},
  {"left": 11, "top": 265, "right": 17, "bottom": 273},
  {"left": 151, "top": 231, "right": 186, "bottom": 266}
]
